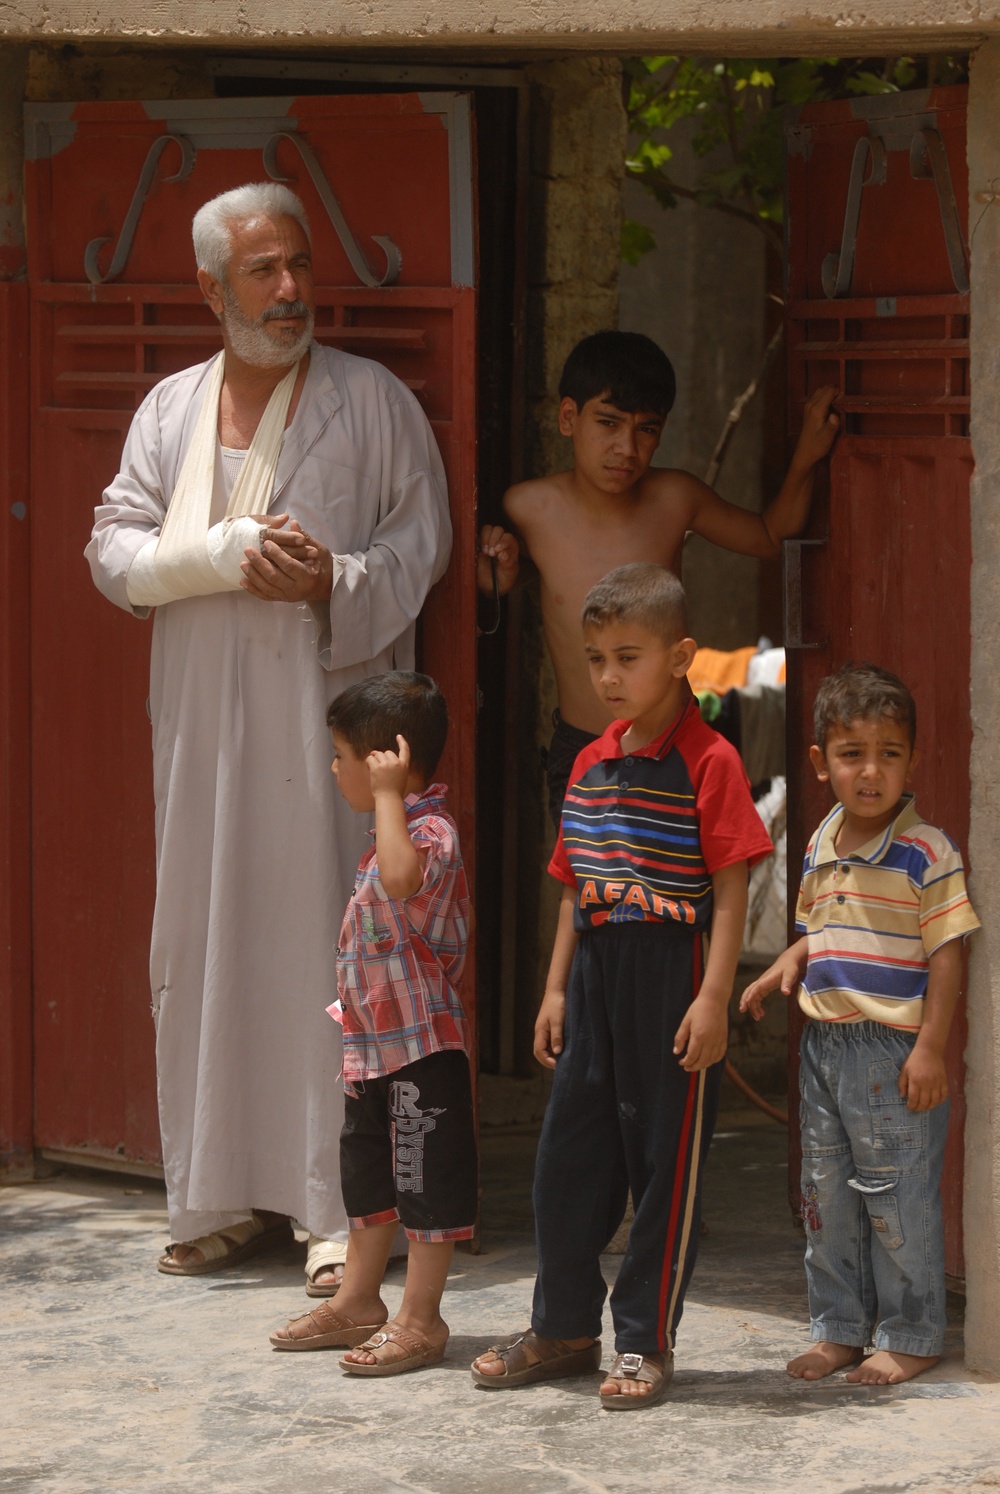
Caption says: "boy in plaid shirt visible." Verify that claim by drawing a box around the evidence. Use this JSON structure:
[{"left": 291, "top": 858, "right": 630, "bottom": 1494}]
[{"left": 270, "top": 671, "right": 476, "bottom": 1375}]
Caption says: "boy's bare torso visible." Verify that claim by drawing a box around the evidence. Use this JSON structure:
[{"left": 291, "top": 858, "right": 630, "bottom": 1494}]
[{"left": 506, "top": 466, "right": 704, "bottom": 736}]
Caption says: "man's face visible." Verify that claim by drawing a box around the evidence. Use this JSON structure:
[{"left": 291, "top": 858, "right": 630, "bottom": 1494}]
[
  {"left": 331, "top": 731, "right": 375, "bottom": 813},
  {"left": 810, "top": 715, "right": 918, "bottom": 835},
  {"left": 558, "top": 393, "right": 666, "bottom": 495},
  {"left": 199, "top": 213, "right": 316, "bottom": 370}
]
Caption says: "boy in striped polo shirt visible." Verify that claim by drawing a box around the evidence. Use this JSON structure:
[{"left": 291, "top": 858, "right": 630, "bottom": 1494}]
[
  {"left": 742, "top": 662, "right": 979, "bottom": 1386},
  {"left": 472, "top": 563, "right": 772, "bottom": 1408}
]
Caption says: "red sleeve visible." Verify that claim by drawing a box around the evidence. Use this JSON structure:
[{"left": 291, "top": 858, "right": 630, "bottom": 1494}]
[
  {"left": 546, "top": 732, "right": 617, "bottom": 886},
  {"left": 548, "top": 829, "right": 576, "bottom": 887},
  {"left": 683, "top": 731, "right": 773, "bottom": 873}
]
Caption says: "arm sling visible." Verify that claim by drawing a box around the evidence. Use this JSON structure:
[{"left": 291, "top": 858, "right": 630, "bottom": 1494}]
[{"left": 126, "top": 353, "right": 300, "bottom": 607}]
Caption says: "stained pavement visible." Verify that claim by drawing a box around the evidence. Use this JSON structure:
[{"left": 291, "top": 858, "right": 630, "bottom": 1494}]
[{"left": 2, "top": 1112, "right": 999, "bottom": 1494}]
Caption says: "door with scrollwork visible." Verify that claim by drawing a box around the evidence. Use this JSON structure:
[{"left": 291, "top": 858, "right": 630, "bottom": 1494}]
[
  {"left": 24, "top": 96, "right": 478, "bottom": 1168},
  {"left": 784, "top": 86, "right": 970, "bottom": 1273}
]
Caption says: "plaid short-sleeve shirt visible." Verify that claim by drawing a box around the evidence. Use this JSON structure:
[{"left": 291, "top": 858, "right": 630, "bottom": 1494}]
[{"left": 335, "top": 784, "right": 471, "bottom": 1090}]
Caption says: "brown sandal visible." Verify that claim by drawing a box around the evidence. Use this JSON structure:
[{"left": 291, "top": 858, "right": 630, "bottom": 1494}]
[
  {"left": 600, "top": 1350, "right": 673, "bottom": 1410},
  {"left": 339, "top": 1322, "right": 447, "bottom": 1377},
  {"left": 470, "top": 1330, "right": 602, "bottom": 1388},
  {"left": 269, "top": 1300, "right": 387, "bottom": 1351}
]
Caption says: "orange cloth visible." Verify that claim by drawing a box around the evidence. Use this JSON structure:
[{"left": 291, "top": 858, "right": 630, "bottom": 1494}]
[{"left": 688, "top": 646, "right": 757, "bottom": 694}]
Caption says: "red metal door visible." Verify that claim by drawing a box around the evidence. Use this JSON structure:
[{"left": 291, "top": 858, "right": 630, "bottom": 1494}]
[
  {"left": 784, "top": 86, "right": 971, "bottom": 1273},
  {"left": 24, "top": 95, "right": 478, "bottom": 1169}
]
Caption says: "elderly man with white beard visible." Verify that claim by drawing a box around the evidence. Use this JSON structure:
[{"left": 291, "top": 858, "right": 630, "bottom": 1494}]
[{"left": 86, "top": 182, "right": 452, "bottom": 1291}]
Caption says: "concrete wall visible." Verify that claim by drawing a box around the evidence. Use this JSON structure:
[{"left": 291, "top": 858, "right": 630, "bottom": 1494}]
[
  {"left": 0, "top": 1, "right": 996, "bottom": 53},
  {"left": 619, "top": 148, "right": 768, "bottom": 651},
  {"left": 0, "top": 47, "right": 27, "bottom": 278},
  {"left": 965, "top": 39, "right": 1000, "bottom": 1378},
  {"left": 510, "top": 57, "right": 626, "bottom": 1071}
]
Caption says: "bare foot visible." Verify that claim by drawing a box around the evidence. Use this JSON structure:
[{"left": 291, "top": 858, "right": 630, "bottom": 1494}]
[
  {"left": 599, "top": 1351, "right": 671, "bottom": 1404},
  {"left": 787, "top": 1343, "right": 864, "bottom": 1380},
  {"left": 472, "top": 1334, "right": 596, "bottom": 1378},
  {"left": 845, "top": 1350, "right": 939, "bottom": 1385}
]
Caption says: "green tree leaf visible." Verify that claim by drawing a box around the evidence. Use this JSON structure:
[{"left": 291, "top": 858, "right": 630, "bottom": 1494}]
[{"left": 621, "top": 219, "right": 658, "bottom": 266}]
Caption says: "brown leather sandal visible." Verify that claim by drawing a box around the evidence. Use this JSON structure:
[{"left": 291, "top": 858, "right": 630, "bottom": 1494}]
[
  {"left": 269, "top": 1300, "right": 387, "bottom": 1351},
  {"left": 600, "top": 1350, "right": 673, "bottom": 1410},
  {"left": 339, "top": 1322, "right": 447, "bottom": 1376},
  {"left": 470, "top": 1329, "right": 602, "bottom": 1388}
]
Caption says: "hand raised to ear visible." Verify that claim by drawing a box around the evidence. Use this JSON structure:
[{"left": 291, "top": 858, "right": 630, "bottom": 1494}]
[{"left": 367, "top": 736, "right": 411, "bottom": 797}]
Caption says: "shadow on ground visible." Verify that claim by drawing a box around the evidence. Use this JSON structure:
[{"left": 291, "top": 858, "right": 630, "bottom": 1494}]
[{"left": 1, "top": 1108, "right": 997, "bottom": 1494}]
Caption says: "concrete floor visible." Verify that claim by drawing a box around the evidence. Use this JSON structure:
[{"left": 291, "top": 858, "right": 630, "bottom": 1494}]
[{"left": 2, "top": 1111, "right": 999, "bottom": 1494}]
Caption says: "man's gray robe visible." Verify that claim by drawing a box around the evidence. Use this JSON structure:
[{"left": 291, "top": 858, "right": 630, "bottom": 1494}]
[{"left": 86, "top": 344, "right": 452, "bottom": 1241}]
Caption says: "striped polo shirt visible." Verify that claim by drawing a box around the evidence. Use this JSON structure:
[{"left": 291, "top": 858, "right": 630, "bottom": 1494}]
[
  {"left": 549, "top": 694, "right": 773, "bottom": 933},
  {"left": 795, "top": 794, "right": 980, "bottom": 1029}
]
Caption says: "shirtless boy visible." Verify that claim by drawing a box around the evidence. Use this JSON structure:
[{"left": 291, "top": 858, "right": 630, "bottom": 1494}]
[{"left": 481, "top": 330, "right": 839, "bottom": 823}]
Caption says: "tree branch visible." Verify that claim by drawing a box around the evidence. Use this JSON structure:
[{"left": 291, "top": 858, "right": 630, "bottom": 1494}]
[{"left": 704, "top": 322, "right": 785, "bottom": 487}]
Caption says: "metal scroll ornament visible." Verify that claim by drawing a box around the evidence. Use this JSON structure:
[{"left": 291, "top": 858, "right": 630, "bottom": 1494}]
[
  {"left": 84, "top": 133, "right": 196, "bottom": 285},
  {"left": 263, "top": 132, "right": 402, "bottom": 288},
  {"left": 81, "top": 128, "right": 402, "bottom": 289},
  {"left": 909, "top": 127, "right": 969, "bottom": 296},
  {"left": 822, "top": 125, "right": 970, "bottom": 299},
  {"left": 821, "top": 135, "right": 887, "bottom": 299}
]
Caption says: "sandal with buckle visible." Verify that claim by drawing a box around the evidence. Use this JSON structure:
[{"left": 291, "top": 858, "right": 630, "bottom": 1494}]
[
  {"left": 471, "top": 1329, "right": 602, "bottom": 1388},
  {"left": 600, "top": 1350, "right": 673, "bottom": 1410},
  {"left": 340, "top": 1321, "right": 447, "bottom": 1377}
]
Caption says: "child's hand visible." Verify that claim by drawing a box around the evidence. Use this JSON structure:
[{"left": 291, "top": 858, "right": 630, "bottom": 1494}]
[
  {"left": 533, "top": 989, "right": 566, "bottom": 1069},
  {"left": 739, "top": 943, "right": 807, "bottom": 1021},
  {"left": 366, "top": 735, "right": 411, "bottom": 798},
  {"left": 674, "top": 994, "right": 728, "bottom": 1072},
  {"left": 793, "top": 386, "right": 840, "bottom": 467},
  {"left": 898, "top": 1046, "right": 949, "bottom": 1112},
  {"left": 477, "top": 524, "right": 519, "bottom": 596}
]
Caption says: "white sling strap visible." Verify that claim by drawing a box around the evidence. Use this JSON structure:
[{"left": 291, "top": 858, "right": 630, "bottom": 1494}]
[{"left": 126, "top": 354, "right": 300, "bottom": 607}]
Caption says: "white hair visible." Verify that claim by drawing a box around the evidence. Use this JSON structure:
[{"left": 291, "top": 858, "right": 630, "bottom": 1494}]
[{"left": 191, "top": 183, "right": 310, "bottom": 281}]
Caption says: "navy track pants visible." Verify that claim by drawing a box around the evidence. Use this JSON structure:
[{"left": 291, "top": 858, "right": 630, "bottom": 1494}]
[{"left": 531, "top": 923, "right": 722, "bottom": 1355}]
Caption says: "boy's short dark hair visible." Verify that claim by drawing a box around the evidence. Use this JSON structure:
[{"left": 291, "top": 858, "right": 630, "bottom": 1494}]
[
  {"left": 813, "top": 662, "right": 917, "bottom": 749},
  {"left": 559, "top": 331, "right": 677, "bottom": 417},
  {"left": 581, "top": 562, "right": 688, "bottom": 645},
  {"left": 326, "top": 671, "right": 449, "bottom": 779}
]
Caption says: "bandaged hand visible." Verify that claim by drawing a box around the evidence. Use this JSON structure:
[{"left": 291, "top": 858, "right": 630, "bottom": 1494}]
[{"left": 240, "top": 518, "right": 331, "bottom": 602}]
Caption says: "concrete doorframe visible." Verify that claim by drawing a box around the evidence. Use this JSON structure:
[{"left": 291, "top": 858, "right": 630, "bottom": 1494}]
[{"left": 965, "top": 37, "right": 1000, "bottom": 1379}]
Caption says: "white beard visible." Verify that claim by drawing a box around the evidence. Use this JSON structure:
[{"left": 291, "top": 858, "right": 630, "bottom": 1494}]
[{"left": 220, "top": 287, "right": 315, "bottom": 370}]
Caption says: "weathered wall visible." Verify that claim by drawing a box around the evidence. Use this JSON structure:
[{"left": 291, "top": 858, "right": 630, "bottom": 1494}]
[
  {"left": 0, "top": 46, "right": 27, "bottom": 276},
  {"left": 965, "top": 38, "right": 1000, "bottom": 1377},
  {"left": 0, "top": 0, "right": 995, "bottom": 53},
  {"left": 24, "top": 44, "right": 213, "bottom": 100},
  {"left": 511, "top": 57, "right": 625, "bottom": 1071},
  {"left": 619, "top": 149, "right": 768, "bottom": 651}
]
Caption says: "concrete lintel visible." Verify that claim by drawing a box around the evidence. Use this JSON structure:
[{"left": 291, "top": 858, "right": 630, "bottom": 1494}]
[{"left": 0, "top": 9, "right": 995, "bottom": 54}]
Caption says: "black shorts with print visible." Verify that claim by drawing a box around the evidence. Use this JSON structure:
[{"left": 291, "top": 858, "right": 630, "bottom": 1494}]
[{"left": 340, "top": 1049, "right": 478, "bottom": 1241}]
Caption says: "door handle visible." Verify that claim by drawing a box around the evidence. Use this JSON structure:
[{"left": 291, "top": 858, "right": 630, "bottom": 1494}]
[{"left": 783, "top": 537, "right": 827, "bottom": 650}]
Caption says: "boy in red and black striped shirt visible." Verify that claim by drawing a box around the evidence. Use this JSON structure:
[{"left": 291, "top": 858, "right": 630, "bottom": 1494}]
[{"left": 472, "top": 563, "right": 772, "bottom": 1409}]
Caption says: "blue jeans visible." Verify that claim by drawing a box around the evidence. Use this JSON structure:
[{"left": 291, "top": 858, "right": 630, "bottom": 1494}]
[{"left": 799, "top": 1020, "right": 949, "bottom": 1356}]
